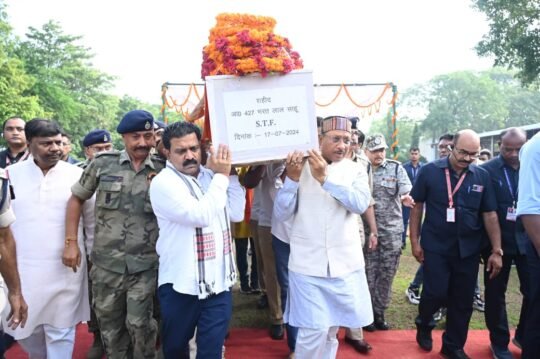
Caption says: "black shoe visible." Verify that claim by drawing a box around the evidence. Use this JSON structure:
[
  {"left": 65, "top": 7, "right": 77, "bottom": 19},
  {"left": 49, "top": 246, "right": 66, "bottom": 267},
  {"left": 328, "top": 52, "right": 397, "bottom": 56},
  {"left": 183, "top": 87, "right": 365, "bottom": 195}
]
[
  {"left": 250, "top": 287, "right": 262, "bottom": 295},
  {"left": 257, "top": 294, "right": 268, "bottom": 309},
  {"left": 489, "top": 344, "right": 514, "bottom": 359},
  {"left": 440, "top": 346, "right": 471, "bottom": 359},
  {"left": 344, "top": 336, "right": 372, "bottom": 354},
  {"left": 416, "top": 327, "right": 432, "bottom": 352},
  {"left": 374, "top": 313, "right": 390, "bottom": 330},
  {"left": 240, "top": 285, "right": 252, "bottom": 294},
  {"left": 362, "top": 323, "right": 376, "bottom": 332},
  {"left": 269, "top": 324, "right": 284, "bottom": 340}
]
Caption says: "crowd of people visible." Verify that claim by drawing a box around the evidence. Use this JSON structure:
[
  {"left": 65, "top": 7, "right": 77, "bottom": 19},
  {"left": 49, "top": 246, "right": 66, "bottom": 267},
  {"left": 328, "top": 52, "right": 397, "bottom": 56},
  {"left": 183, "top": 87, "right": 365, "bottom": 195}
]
[{"left": 0, "top": 112, "right": 538, "bottom": 359}]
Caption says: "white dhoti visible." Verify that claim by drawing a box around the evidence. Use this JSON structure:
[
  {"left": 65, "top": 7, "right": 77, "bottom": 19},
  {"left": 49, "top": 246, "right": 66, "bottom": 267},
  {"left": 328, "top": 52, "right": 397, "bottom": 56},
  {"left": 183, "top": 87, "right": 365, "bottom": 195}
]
[{"left": 286, "top": 269, "right": 373, "bottom": 359}]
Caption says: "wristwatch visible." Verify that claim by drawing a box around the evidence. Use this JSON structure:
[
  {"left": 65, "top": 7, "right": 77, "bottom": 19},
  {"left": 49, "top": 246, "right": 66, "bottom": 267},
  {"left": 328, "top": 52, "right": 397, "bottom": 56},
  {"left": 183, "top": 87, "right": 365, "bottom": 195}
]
[{"left": 491, "top": 248, "right": 504, "bottom": 256}]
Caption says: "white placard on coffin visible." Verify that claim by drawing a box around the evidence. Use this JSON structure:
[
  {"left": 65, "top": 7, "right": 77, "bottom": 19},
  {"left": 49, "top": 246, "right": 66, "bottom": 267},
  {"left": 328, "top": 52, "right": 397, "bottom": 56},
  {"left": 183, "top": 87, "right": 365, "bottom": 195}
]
[{"left": 205, "top": 70, "right": 318, "bottom": 165}]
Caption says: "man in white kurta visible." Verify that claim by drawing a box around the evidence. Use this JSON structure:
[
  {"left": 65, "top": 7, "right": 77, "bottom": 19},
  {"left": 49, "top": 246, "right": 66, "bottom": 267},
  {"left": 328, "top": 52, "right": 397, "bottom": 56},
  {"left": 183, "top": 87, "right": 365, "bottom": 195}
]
[
  {"left": 3, "top": 119, "right": 94, "bottom": 358},
  {"left": 273, "top": 116, "right": 373, "bottom": 359}
]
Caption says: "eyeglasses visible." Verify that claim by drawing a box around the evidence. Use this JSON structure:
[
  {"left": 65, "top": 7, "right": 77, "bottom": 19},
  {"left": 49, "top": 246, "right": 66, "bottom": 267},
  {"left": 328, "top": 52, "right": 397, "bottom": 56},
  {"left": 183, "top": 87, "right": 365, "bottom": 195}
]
[
  {"left": 325, "top": 135, "right": 351, "bottom": 145},
  {"left": 453, "top": 147, "right": 480, "bottom": 159}
]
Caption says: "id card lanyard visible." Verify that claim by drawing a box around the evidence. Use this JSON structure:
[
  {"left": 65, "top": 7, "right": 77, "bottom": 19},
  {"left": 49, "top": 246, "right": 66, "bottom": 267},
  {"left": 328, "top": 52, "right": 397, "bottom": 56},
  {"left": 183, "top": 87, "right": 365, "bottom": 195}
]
[
  {"left": 445, "top": 168, "right": 467, "bottom": 222},
  {"left": 503, "top": 167, "right": 517, "bottom": 222}
]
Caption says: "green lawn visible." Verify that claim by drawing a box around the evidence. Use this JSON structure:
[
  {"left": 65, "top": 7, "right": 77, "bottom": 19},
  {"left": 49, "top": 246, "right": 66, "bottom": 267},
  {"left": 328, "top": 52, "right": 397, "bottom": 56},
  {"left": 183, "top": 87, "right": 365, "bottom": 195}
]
[{"left": 230, "top": 249, "right": 524, "bottom": 330}]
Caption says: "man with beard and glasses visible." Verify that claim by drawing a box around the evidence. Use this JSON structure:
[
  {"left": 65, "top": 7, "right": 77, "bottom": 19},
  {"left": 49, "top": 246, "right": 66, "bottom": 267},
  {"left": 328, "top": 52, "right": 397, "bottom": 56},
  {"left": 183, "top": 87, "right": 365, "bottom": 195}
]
[
  {"left": 410, "top": 129, "right": 502, "bottom": 359},
  {"left": 0, "top": 117, "right": 29, "bottom": 168},
  {"left": 64, "top": 110, "right": 165, "bottom": 359},
  {"left": 481, "top": 128, "right": 528, "bottom": 359},
  {"left": 5, "top": 119, "right": 95, "bottom": 358}
]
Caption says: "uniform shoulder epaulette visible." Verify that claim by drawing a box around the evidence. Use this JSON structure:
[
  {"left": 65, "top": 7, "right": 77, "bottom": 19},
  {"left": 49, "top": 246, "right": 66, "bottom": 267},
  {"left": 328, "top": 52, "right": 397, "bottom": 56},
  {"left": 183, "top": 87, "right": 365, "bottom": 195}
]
[
  {"left": 94, "top": 150, "right": 121, "bottom": 159},
  {"left": 151, "top": 155, "right": 166, "bottom": 164},
  {"left": 387, "top": 159, "right": 401, "bottom": 165}
]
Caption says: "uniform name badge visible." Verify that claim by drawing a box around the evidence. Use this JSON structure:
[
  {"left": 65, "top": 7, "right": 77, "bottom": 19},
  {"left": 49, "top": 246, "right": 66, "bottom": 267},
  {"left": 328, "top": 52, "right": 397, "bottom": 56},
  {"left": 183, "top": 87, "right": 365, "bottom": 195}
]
[
  {"left": 506, "top": 207, "right": 517, "bottom": 222},
  {"left": 447, "top": 207, "right": 456, "bottom": 222}
]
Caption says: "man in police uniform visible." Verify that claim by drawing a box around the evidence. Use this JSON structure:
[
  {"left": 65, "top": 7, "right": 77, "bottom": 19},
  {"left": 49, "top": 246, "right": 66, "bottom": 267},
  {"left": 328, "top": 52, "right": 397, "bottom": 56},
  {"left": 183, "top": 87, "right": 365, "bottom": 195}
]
[
  {"left": 77, "top": 128, "right": 113, "bottom": 358},
  {"left": 481, "top": 128, "right": 528, "bottom": 359},
  {"left": 64, "top": 110, "right": 165, "bottom": 359},
  {"left": 363, "top": 134, "right": 413, "bottom": 331},
  {"left": 77, "top": 129, "right": 114, "bottom": 170},
  {"left": 0, "top": 168, "right": 28, "bottom": 358},
  {"left": 410, "top": 129, "right": 502, "bottom": 359}
]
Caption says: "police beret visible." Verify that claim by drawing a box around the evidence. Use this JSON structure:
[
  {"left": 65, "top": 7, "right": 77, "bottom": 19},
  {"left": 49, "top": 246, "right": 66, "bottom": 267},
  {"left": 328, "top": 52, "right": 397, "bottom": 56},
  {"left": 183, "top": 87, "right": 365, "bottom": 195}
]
[
  {"left": 153, "top": 120, "right": 166, "bottom": 130},
  {"left": 83, "top": 129, "right": 112, "bottom": 147},
  {"left": 117, "top": 110, "right": 154, "bottom": 134}
]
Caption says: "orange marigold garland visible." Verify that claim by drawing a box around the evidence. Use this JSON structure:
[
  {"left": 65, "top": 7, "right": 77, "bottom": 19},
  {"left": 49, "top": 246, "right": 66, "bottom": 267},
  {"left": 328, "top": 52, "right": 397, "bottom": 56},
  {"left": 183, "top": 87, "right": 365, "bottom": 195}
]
[{"left": 201, "top": 13, "right": 303, "bottom": 79}]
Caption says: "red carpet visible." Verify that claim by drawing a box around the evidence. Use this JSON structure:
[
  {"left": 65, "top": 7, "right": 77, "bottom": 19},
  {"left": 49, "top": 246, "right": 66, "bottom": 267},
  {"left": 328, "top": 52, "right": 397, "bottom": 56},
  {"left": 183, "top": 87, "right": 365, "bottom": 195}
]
[{"left": 6, "top": 324, "right": 522, "bottom": 358}]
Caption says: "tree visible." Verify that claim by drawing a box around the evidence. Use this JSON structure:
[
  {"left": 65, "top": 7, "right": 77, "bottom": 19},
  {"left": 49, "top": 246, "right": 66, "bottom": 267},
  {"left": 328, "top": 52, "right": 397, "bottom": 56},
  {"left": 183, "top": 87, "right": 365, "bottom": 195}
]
[
  {"left": 0, "top": 4, "right": 44, "bottom": 121},
  {"left": 369, "top": 114, "right": 416, "bottom": 162},
  {"left": 419, "top": 71, "right": 508, "bottom": 139},
  {"left": 16, "top": 20, "right": 117, "bottom": 156},
  {"left": 473, "top": 0, "right": 540, "bottom": 85}
]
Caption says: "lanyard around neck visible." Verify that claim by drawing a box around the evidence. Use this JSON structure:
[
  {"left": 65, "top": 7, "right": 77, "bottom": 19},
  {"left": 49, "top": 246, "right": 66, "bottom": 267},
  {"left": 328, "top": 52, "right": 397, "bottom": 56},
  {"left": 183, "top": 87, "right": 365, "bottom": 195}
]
[
  {"left": 445, "top": 168, "right": 467, "bottom": 208},
  {"left": 502, "top": 167, "right": 517, "bottom": 204}
]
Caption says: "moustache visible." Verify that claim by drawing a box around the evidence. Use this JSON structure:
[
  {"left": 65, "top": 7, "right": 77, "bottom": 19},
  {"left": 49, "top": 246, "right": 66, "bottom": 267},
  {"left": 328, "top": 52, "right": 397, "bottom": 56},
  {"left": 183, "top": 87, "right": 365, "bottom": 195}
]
[
  {"left": 134, "top": 146, "right": 150, "bottom": 152},
  {"left": 183, "top": 159, "right": 198, "bottom": 167}
]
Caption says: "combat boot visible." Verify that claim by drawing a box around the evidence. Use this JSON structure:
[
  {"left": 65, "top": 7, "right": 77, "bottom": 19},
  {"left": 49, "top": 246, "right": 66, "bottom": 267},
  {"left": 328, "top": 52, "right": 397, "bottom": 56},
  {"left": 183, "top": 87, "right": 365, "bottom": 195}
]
[{"left": 86, "top": 333, "right": 105, "bottom": 359}]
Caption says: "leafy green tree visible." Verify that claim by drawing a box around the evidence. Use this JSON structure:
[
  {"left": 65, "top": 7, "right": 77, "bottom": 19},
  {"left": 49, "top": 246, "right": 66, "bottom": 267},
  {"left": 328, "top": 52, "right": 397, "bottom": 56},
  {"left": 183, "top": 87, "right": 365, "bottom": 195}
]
[
  {"left": 473, "top": 0, "right": 540, "bottom": 85},
  {"left": 0, "top": 4, "right": 44, "bottom": 121},
  {"left": 419, "top": 71, "right": 508, "bottom": 139},
  {"left": 16, "top": 20, "right": 117, "bottom": 156},
  {"left": 368, "top": 114, "right": 416, "bottom": 162}
]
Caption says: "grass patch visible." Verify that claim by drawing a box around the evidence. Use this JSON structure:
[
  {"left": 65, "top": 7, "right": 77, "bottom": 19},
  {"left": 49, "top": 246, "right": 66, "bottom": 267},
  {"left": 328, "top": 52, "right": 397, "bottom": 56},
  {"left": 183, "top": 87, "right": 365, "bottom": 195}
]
[{"left": 230, "top": 249, "right": 524, "bottom": 330}]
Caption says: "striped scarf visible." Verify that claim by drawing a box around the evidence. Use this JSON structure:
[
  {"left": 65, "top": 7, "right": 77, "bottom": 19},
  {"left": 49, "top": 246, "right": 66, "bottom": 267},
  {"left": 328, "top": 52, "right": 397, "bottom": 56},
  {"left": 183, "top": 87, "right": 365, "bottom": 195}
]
[{"left": 167, "top": 165, "right": 236, "bottom": 299}]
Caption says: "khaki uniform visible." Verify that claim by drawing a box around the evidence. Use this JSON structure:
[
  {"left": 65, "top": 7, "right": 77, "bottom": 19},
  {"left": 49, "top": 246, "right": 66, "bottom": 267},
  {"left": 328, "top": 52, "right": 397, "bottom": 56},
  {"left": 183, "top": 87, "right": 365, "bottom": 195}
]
[
  {"left": 72, "top": 150, "right": 165, "bottom": 359},
  {"left": 365, "top": 159, "right": 412, "bottom": 315}
]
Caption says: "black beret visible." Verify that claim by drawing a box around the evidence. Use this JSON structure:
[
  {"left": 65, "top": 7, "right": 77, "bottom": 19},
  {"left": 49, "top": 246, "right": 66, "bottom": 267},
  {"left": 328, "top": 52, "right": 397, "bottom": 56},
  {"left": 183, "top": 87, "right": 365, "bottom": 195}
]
[
  {"left": 83, "top": 129, "right": 112, "bottom": 147},
  {"left": 349, "top": 116, "right": 359, "bottom": 130},
  {"left": 117, "top": 110, "right": 154, "bottom": 134}
]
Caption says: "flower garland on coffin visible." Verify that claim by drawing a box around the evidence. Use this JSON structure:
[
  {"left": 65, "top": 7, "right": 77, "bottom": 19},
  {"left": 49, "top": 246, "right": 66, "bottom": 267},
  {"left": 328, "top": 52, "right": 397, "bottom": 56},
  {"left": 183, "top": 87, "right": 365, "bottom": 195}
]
[
  {"left": 201, "top": 13, "right": 303, "bottom": 78},
  {"left": 199, "top": 13, "right": 304, "bottom": 142}
]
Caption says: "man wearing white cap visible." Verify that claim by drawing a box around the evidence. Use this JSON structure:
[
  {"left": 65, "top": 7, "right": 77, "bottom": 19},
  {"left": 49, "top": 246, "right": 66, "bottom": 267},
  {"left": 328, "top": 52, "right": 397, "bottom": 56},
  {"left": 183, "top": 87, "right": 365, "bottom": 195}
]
[{"left": 274, "top": 115, "right": 373, "bottom": 358}]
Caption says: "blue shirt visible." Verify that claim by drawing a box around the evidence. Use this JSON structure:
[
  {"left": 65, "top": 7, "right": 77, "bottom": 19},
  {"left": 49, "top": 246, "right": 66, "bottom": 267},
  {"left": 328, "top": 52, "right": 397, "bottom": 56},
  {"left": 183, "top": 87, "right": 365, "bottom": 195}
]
[
  {"left": 517, "top": 133, "right": 540, "bottom": 217},
  {"left": 411, "top": 157, "right": 497, "bottom": 258},
  {"left": 481, "top": 156, "right": 526, "bottom": 255},
  {"left": 403, "top": 161, "right": 424, "bottom": 185}
]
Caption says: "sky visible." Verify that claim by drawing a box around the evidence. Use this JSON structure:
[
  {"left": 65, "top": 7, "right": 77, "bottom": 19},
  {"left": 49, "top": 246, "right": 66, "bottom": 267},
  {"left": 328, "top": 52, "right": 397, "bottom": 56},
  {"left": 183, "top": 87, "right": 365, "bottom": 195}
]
[{"left": 4, "top": 0, "right": 494, "bottom": 128}]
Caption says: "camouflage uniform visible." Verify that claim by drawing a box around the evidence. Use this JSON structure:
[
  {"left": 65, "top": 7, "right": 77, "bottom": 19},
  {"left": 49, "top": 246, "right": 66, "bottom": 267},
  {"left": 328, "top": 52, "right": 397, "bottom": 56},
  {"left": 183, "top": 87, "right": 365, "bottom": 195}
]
[
  {"left": 76, "top": 159, "right": 91, "bottom": 170},
  {"left": 345, "top": 152, "right": 376, "bottom": 341},
  {"left": 364, "top": 159, "right": 412, "bottom": 315},
  {"left": 71, "top": 150, "right": 165, "bottom": 359}
]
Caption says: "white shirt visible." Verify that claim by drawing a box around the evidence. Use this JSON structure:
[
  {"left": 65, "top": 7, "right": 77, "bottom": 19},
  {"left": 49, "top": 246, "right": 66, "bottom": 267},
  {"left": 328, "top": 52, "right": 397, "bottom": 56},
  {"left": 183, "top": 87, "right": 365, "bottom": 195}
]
[
  {"left": 4, "top": 159, "right": 95, "bottom": 339},
  {"left": 255, "top": 164, "right": 285, "bottom": 227},
  {"left": 150, "top": 164, "right": 245, "bottom": 295}
]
